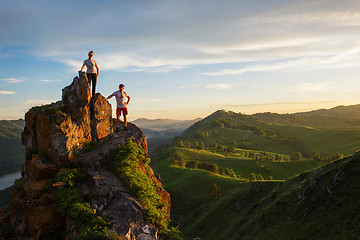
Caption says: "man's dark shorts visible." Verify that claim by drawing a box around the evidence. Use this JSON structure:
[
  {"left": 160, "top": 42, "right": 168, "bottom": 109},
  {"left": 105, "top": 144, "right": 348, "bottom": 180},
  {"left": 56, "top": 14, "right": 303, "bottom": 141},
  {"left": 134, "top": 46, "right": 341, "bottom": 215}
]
[{"left": 116, "top": 107, "right": 128, "bottom": 116}]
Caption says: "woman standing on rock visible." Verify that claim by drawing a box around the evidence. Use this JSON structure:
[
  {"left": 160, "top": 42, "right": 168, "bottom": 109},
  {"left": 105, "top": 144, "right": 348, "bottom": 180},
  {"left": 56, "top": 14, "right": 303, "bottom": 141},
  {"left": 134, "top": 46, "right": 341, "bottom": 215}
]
[{"left": 80, "top": 50, "right": 99, "bottom": 96}]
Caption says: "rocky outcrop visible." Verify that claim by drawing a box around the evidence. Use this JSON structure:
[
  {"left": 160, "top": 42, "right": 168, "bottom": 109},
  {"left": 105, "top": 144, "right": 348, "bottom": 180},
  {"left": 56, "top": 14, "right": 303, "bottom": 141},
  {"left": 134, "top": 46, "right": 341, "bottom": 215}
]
[
  {"left": 21, "top": 72, "right": 112, "bottom": 166},
  {"left": 9, "top": 73, "right": 170, "bottom": 240}
]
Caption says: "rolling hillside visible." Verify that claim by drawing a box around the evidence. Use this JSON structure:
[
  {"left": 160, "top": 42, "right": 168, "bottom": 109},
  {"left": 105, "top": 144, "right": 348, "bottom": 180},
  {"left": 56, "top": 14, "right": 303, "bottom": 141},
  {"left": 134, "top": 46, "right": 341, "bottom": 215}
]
[
  {"left": 182, "top": 107, "right": 360, "bottom": 157},
  {"left": 180, "top": 151, "right": 360, "bottom": 240},
  {"left": 150, "top": 104, "right": 360, "bottom": 239}
]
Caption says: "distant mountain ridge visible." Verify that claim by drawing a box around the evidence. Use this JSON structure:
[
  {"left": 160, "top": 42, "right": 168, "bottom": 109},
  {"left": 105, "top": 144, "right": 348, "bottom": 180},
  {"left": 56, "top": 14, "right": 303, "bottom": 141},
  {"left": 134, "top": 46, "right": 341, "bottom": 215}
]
[
  {"left": 254, "top": 104, "right": 360, "bottom": 128},
  {"left": 133, "top": 117, "right": 201, "bottom": 130}
]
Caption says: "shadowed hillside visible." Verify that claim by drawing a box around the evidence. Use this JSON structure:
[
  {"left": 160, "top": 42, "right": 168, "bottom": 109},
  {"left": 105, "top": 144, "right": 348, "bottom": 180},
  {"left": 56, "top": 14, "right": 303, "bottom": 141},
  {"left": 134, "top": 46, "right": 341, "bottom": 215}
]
[
  {"left": 181, "top": 151, "right": 360, "bottom": 240},
  {"left": 0, "top": 119, "right": 25, "bottom": 176}
]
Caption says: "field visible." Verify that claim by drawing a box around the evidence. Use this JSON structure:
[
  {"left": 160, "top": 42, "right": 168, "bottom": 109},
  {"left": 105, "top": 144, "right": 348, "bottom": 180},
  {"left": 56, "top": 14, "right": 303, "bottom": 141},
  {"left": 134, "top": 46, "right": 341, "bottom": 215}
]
[
  {"left": 172, "top": 147, "right": 323, "bottom": 180},
  {"left": 149, "top": 108, "right": 360, "bottom": 239}
]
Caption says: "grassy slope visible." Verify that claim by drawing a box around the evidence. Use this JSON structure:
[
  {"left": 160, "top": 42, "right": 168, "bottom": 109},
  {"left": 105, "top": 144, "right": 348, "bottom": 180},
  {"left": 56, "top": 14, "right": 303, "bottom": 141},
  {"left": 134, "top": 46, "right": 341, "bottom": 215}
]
[
  {"left": 151, "top": 142, "right": 323, "bottom": 237},
  {"left": 150, "top": 107, "right": 360, "bottom": 239},
  {"left": 180, "top": 152, "right": 360, "bottom": 240},
  {"left": 151, "top": 144, "right": 241, "bottom": 227},
  {"left": 272, "top": 125, "right": 360, "bottom": 156},
  {"left": 173, "top": 147, "right": 322, "bottom": 180},
  {"left": 183, "top": 110, "right": 360, "bottom": 157}
]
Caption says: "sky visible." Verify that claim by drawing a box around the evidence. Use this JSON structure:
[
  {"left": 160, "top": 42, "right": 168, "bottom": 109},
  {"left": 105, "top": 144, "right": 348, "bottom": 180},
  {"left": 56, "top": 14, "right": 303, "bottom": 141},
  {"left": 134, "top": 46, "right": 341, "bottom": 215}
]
[{"left": 1, "top": 0, "right": 360, "bottom": 121}]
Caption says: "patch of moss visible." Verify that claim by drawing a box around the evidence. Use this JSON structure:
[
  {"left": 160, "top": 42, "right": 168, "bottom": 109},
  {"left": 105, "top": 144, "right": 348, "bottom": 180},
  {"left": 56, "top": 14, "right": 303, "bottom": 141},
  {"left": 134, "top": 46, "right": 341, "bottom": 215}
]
[
  {"left": 31, "top": 104, "right": 68, "bottom": 125},
  {"left": 54, "top": 169, "right": 122, "bottom": 239},
  {"left": 109, "top": 138, "right": 183, "bottom": 239}
]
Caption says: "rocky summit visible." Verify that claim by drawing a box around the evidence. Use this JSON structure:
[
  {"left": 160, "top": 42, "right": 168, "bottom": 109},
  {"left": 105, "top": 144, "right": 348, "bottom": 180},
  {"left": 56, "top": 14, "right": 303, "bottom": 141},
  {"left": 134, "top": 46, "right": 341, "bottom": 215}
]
[{"left": 7, "top": 73, "right": 170, "bottom": 240}]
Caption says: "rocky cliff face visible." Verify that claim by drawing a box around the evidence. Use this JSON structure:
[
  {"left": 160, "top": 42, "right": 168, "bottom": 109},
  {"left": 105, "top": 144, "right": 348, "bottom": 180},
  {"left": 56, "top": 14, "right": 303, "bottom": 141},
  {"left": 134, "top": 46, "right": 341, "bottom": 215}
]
[{"left": 8, "top": 73, "right": 170, "bottom": 240}]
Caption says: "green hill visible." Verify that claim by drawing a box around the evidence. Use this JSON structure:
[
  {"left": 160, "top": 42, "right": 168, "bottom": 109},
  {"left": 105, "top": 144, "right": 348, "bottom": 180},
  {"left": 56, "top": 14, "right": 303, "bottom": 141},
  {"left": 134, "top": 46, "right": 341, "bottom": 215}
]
[
  {"left": 180, "top": 151, "right": 360, "bottom": 240},
  {"left": 182, "top": 108, "right": 360, "bottom": 157},
  {"left": 255, "top": 104, "right": 360, "bottom": 128},
  {"left": 150, "top": 105, "right": 360, "bottom": 239},
  {"left": 0, "top": 119, "right": 25, "bottom": 176}
]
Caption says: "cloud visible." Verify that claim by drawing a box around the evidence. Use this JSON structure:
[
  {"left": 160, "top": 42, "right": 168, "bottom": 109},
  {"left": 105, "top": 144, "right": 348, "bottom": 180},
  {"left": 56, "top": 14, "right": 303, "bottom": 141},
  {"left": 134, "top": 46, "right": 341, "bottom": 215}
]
[
  {"left": 285, "top": 82, "right": 335, "bottom": 93},
  {"left": 0, "top": 90, "right": 15, "bottom": 94},
  {"left": 25, "top": 99, "right": 54, "bottom": 106},
  {"left": 1, "top": 78, "right": 24, "bottom": 83},
  {"left": 39, "top": 79, "right": 62, "bottom": 83},
  {"left": 202, "top": 45, "right": 360, "bottom": 76},
  {"left": 205, "top": 84, "right": 232, "bottom": 90},
  {"left": 3, "top": 0, "right": 360, "bottom": 74},
  {"left": 180, "top": 84, "right": 203, "bottom": 89}
]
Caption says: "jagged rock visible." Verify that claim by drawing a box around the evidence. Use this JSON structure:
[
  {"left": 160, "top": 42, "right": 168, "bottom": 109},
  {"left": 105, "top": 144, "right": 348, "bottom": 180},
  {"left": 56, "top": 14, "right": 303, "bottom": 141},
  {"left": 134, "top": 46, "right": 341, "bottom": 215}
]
[
  {"left": 21, "top": 73, "right": 113, "bottom": 166},
  {"left": 23, "top": 154, "right": 57, "bottom": 180},
  {"left": 10, "top": 73, "right": 170, "bottom": 240},
  {"left": 23, "top": 179, "right": 52, "bottom": 199},
  {"left": 21, "top": 103, "right": 91, "bottom": 164},
  {"left": 10, "top": 189, "right": 64, "bottom": 238},
  {"left": 91, "top": 93, "right": 113, "bottom": 140},
  {"left": 62, "top": 72, "right": 91, "bottom": 124}
]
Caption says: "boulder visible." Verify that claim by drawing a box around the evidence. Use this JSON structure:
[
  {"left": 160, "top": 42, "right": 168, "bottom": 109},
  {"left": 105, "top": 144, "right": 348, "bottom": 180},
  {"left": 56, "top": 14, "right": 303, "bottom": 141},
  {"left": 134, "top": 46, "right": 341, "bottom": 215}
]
[
  {"left": 23, "top": 179, "right": 53, "bottom": 199},
  {"left": 10, "top": 191, "right": 64, "bottom": 239},
  {"left": 91, "top": 93, "right": 113, "bottom": 140},
  {"left": 23, "top": 154, "right": 57, "bottom": 180},
  {"left": 62, "top": 72, "right": 91, "bottom": 124}
]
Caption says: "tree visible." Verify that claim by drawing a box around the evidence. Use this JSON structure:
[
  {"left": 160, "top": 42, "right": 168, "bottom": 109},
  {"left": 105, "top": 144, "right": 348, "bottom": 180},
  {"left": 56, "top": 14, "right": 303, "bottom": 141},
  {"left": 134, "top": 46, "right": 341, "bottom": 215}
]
[
  {"left": 177, "top": 159, "right": 185, "bottom": 168},
  {"left": 207, "top": 163, "right": 219, "bottom": 174},
  {"left": 312, "top": 154, "right": 321, "bottom": 161},
  {"left": 290, "top": 151, "right": 302, "bottom": 161},
  {"left": 320, "top": 153, "right": 329, "bottom": 162},
  {"left": 225, "top": 145, "right": 236, "bottom": 153},
  {"left": 332, "top": 152, "right": 344, "bottom": 161},
  {"left": 210, "top": 183, "right": 221, "bottom": 197},
  {"left": 177, "top": 140, "right": 184, "bottom": 148},
  {"left": 170, "top": 157, "right": 177, "bottom": 166},
  {"left": 256, "top": 173, "right": 264, "bottom": 181},
  {"left": 185, "top": 160, "right": 198, "bottom": 169},
  {"left": 249, "top": 173, "right": 257, "bottom": 181}
]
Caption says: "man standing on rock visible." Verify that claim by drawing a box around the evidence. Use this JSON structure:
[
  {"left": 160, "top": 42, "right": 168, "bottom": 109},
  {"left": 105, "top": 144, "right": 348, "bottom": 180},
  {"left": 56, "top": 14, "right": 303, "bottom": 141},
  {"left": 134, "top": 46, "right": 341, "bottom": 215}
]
[
  {"left": 80, "top": 50, "right": 99, "bottom": 96},
  {"left": 107, "top": 84, "right": 131, "bottom": 132}
]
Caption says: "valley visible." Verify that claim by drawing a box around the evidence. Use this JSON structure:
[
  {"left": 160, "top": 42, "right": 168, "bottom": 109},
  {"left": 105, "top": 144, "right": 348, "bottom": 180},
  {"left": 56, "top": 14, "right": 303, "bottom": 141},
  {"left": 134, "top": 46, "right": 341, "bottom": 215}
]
[{"left": 150, "top": 105, "right": 360, "bottom": 239}]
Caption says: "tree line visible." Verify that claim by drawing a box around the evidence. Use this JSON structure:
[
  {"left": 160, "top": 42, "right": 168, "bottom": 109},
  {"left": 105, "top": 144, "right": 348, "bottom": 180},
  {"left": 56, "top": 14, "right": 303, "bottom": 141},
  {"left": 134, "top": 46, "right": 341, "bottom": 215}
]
[
  {"left": 211, "top": 118, "right": 314, "bottom": 157},
  {"left": 170, "top": 153, "right": 239, "bottom": 179}
]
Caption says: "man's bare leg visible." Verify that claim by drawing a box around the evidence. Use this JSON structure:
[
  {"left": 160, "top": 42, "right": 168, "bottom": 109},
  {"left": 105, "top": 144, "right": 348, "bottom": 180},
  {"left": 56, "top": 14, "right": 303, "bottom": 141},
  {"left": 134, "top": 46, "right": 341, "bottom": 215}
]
[
  {"left": 116, "top": 115, "right": 120, "bottom": 132},
  {"left": 124, "top": 115, "right": 128, "bottom": 130}
]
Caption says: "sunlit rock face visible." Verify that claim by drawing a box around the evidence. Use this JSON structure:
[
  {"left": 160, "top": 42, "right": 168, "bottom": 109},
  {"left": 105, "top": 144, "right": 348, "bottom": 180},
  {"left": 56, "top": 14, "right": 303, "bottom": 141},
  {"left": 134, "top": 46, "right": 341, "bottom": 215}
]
[
  {"left": 21, "top": 72, "right": 113, "bottom": 166},
  {"left": 11, "top": 73, "right": 113, "bottom": 238},
  {"left": 9, "top": 73, "right": 170, "bottom": 240}
]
